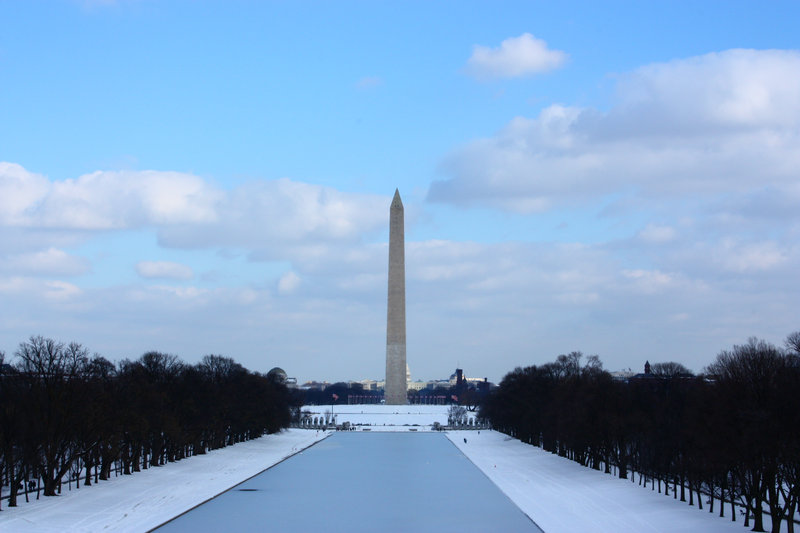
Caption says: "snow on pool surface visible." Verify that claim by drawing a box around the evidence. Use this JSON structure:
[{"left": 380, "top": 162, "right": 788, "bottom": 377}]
[{"left": 156, "top": 432, "right": 541, "bottom": 533}]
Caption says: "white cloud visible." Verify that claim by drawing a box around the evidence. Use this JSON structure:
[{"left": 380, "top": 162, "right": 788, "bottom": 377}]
[
  {"left": 43, "top": 280, "right": 82, "bottom": 300},
  {"left": 0, "top": 248, "right": 90, "bottom": 276},
  {"left": 277, "top": 271, "right": 301, "bottom": 294},
  {"left": 157, "top": 178, "right": 386, "bottom": 256},
  {"left": 614, "top": 49, "right": 800, "bottom": 131},
  {"left": 637, "top": 224, "right": 677, "bottom": 243},
  {"left": 0, "top": 165, "right": 387, "bottom": 260},
  {"left": 136, "top": 261, "right": 194, "bottom": 280},
  {"left": 466, "top": 33, "right": 567, "bottom": 80},
  {"left": 0, "top": 233, "right": 797, "bottom": 383},
  {"left": 150, "top": 285, "right": 207, "bottom": 299},
  {"left": 433, "top": 49, "right": 800, "bottom": 211},
  {"left": 0, "top": 276, "right": 82, "bottom": 301},
  {"left": 622, "top": 269, "right": 675, "bottom": 294},
  {"left": 0, "top": 163, "right": 51, "bottom": 225},
  {"left": 714, "top": 239, "right": 787, "bottom": 273},
  {"left": 0, "top": 165, "right": 221, "bottom": 230}
]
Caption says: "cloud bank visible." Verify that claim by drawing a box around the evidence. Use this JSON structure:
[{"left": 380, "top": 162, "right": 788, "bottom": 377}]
[
  {"left": 136, "top": 261, "right": 194, "bottom": 280},
  {"left": 434, "top": 49, "right": 800, "bottom": 212},
  {"left": 0, "top": 164, "right": 386, "bottom": 255}
]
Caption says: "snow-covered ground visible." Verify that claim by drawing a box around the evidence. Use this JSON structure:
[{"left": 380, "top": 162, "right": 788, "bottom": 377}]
[
  {"left": 448, "top": 430, "right": 747, "bottom": 533},
  {"left": 0, "top": 410, "right": 765, "bottom": 533},
  {"left": 0, "top": 429, "right": 329, "bottom": 533},
  {"left": 300, "top": 403, "right": 478, "bottom": 429}
]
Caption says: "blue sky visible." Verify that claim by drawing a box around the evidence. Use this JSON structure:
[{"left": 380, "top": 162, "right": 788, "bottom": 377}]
[{"left": 1, "top": 0, "right": 799, "bottom": 383}]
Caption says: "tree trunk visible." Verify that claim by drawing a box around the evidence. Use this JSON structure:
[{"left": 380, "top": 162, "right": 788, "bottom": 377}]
[
  {"left": 8, "top": 470, "right": 19, "bottom": 506},
  {"left": 752, "top": 495, "right": 765, "bottom": 532},
  {"left": 6, "top": 456, "right": 18, "bottom": 507},
  {"left": 618, "top": 458, "right": 628, "bottom": 480},
  {"left": 784, "top": 497, "right": 796, "bottom": 533},
  {"left": 768, "top": 482, "right": 784, "bottom": 533},
  {"left": 708, "top": 480, "right": 714, "bottom": 513},
  {"left": 84, "top": 457, "right": 92, "bottom": 486},
  {"left": 131, "top": 444, "right": 141, "bottom": 472},
  {"left": 744, "top": 498, "right": 751, "bottom": 528},
  {"left": 43, "top": 477, "right": 57, "bottom": 497},
  {"left": 99, "top": 454, "right": 113, "bottom": 481},
  {"left": 121, "top": 445, "right": 131, "bottom": 475}
]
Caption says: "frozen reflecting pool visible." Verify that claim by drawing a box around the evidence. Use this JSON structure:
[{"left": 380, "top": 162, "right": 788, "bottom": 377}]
[{"left": 156, "top": 432, "right": 541, "bottom": 532}]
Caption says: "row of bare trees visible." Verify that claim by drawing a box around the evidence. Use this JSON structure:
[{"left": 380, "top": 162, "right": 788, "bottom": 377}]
[
  {"left": 482, "top": 333, "right": 800, "bottom": 533},
  {"left": 0, "top": 336, "right": 296, "bottom": 510}
]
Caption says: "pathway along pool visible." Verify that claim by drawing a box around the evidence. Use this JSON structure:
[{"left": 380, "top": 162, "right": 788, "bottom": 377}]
[{"left": 155, "top": 432, "right": 542, "bottom": 533}]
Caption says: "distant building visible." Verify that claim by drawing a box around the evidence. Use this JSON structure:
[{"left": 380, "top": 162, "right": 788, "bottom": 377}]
[
  {"left": 267, "top": 367, "right": 297, "bottom": 388},
  {"left": 614, "top": 361, "right": 691, "bottom": 384},
  {"left": 610, "top": 370, "right": 635, "bottom": 381},
  {"left": 303, "top": 367, "right": 494, "bottom": 396},
  {"left": 357, "top": 379, "right": 380, "bottom": 391},
  {"left": 300, "top": 380, "right": 331, "bottom": 390},
  {"left": 407, "top": 380, "right": 427, "bottom": 391}
]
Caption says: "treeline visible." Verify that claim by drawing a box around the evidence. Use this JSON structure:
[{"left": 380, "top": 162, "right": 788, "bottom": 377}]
[
  {"left": 482, "top": 333, "right": 800, "bottom": 533},
  {"left": 0, "top": 335, "right": 296, "bottom": 509},
  {"left": 301, "top": 382, "right": 478, "bottom": 406},
  {"left": 302, "top": 381, "right": 488, "bottom": 408}
]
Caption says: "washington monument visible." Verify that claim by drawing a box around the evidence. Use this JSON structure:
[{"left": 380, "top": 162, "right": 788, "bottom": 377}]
[{"left": 385, "top": 189, "right": 407, "bottom": 405}]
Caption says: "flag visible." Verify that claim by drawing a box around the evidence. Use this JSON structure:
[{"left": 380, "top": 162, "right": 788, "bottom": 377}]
[
  {"left": 332, "top": 393, "right": 339, "bottom": 401},
  {"left": 451, "top": 395, "right": 458, "bottom": 402}
]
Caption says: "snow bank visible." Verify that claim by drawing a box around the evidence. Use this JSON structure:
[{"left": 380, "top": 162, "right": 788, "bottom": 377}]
[
  {"left": 448, "top": 430, "right": 745, "bottom": 533},
  {"left": 0, "top": 429, "right": 328, "bottom": 533},
  {"left": 300, "top": 403, "right": 477, "bottom": 430}
]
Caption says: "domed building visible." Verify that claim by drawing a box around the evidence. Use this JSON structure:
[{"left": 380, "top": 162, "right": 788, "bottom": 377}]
[{"left": 266, "top": 367, "right": 287, "bottom": 384}]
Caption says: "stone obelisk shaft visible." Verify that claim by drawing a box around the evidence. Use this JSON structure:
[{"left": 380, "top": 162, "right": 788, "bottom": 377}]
[{"left": 385, "top": 189, "right": 407, "bottom": 405}]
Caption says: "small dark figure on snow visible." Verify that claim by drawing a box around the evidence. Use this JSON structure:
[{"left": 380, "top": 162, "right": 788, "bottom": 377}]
[{"left": 464, "top": 438, "right": 467, "bottom": 444}]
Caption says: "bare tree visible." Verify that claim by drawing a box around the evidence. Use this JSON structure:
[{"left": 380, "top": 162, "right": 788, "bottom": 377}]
[
  {"left": 785, "top": 331, "right": 800, "bottom": 356},
  {"left": 14, "top": 336, "right": 89, "bottom": 496},
  {"left": 448, "top": 404, "right": 467, "bottom": 426},
  {"left": 706, "top": 337, "right": 786, "bottom": 532},
  {"left": 651, "top": 361, "right": 692, "bottom": 377}
]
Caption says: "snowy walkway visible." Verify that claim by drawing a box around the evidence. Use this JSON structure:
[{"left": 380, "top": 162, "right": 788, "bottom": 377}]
[
  {"left": 0, "top": 429, "right": 329, "bottom": 533},
  {"left": 448, "top": 430, "right": 745, "bottom": 533}
]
